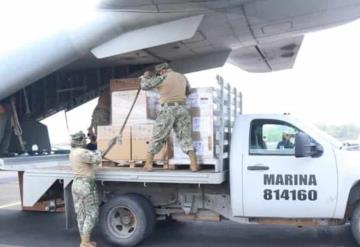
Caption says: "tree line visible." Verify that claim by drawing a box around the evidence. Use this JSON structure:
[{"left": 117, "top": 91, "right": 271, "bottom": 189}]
[{"left": 317, "top": 124, "right": 360, "bottom": 141}]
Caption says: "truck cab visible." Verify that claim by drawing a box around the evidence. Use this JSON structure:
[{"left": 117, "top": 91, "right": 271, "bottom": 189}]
[{"left": 230, "top": 114, "right": 360, "bottom": 223}]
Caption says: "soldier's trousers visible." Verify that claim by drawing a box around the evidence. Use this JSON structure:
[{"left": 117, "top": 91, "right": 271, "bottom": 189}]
[
  {"left": 72, "top": 177, "right": 99, "bottom": 237},
  {"left": 148, "top": 104, "right": 194, "bottom": 155},
  {"left": 0, "top": 112, "right": 11, "bottom": 155}
]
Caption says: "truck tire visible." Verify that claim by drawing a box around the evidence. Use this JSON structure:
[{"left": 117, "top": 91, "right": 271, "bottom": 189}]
[
  {"left": 351, "top": 203, "right": 360, "bottom": 245},
  {"left": 125, "top": 194, "right": 156, "bottom": 238},
  {"left": 100, "top": 194, "right": 156, "bottom": 247}
]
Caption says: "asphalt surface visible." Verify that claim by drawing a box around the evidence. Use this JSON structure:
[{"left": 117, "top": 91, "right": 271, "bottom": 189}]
[{"left": 0, "top": 172, "right": 359, "bottom": 247}]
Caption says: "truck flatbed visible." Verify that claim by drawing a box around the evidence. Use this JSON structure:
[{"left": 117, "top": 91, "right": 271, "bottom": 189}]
[
  {"left": 0, "top": 155, "right": 227, "bottom": 207},
  {"left": 0, "top": 154, "right": 227, "bottom": 184},
  {"left": 25, "top": 165, "right": 227, "bottom": 184}
]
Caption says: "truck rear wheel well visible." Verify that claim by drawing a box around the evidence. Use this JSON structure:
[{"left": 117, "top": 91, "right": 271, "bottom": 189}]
[{"left": 345, "top": 181, "right": 360, "bottom": 218}]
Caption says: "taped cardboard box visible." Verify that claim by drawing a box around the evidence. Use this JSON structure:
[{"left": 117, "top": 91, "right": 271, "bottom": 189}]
[
  {"left": 146, "top": 90, "right": 161, "bottom": 120},
  {"left": 97, "top": 126, "right": 131, "bottom": 161},
  {"left": 110, "top": 78, "right": 139, "bottom": 92},
  {"left": 187, "top": 88, "right": 214, "bottom": 113},
  {"left": 171, "top": 88, "right": 215, "bottom": 161},
  {"left": 111, "top": 90, "right": 160, "bottom": 125},
  {"left": 172, "top": 132, "right": 214, "bottom": 160},
  {"left": 132, "top": 124, "right": 172, "bottom": 161}
]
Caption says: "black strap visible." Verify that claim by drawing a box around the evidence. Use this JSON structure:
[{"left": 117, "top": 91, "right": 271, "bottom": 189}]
[{"left": 102, "top": 86, "right": 141, "bottom": 158}]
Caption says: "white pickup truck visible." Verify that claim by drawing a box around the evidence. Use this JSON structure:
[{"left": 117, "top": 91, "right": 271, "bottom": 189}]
[
  {"left": 0, "top": 93, "right": 360, "bottom": 246},
  {"left": 101, "top": 113, "right": 360, "bottom": 246},
  {"left": 2, "top": 113, "right": 360, "bottom": 247}
]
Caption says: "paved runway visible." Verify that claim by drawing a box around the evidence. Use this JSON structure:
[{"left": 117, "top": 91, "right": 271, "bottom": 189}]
[{"left": 0, "top": 172, "right": 358, "bottom": 247}]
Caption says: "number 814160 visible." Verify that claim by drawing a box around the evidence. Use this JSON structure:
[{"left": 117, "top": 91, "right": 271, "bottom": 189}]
[{"left": 263, "top": 189, "right": 317, "bottom": 201}]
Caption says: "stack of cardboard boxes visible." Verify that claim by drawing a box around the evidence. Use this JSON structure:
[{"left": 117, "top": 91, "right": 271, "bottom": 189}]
[
  {"left": 97, "top": 78, "right": 236, "bottom": 170},
  {"left": 98, "top": 76, "right": 242, "bottom": 171},
  {"left": 97, "top": 79, "right": 169, "bottom": 163},
  {"left": 169, "top": 87, "right": 217, "bottom": 164}
]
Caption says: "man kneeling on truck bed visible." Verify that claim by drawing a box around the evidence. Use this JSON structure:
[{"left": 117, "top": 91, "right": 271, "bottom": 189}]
[{"left": 140, "top": 63, "right": 199, "bottom": 172}]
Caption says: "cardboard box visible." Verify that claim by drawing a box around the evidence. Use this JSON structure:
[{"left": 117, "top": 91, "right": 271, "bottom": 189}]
[
  {"left": 110, "top": 78, "right": 140, "bottom": 91},
  {"left": 97, "top": 126, "right": 131, "bottom": 161},
  {"left": 108, "top": 83, "right": 216, "bottom": 163},
  {"left": 145, "top": 90, "right": 160, "bottom": 120},
  {"left": 187, "top": 87, "right": 214, "bottom": 111},
  {"left": 131, "top": 124, "right": 171, "bottom": 161},
  {"left": 172, "top": 132, "right": 214, "bottom": 159},
  {"left": 110, "top": 78, "right": 145, "bottom": 126},
  {"left": 111, "top": 90, "right": 147, "bottom": 125},
  {"left": 171, "top": 88, "right": 215, "bottom": 161},
  {"left": 111, "top": 90, "right": 160, "bottom": 125}
]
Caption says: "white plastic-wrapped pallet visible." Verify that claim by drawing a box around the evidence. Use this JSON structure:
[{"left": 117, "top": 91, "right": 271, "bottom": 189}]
[{"left": 169, "top": 78, "right": 242, "bottom": 173}]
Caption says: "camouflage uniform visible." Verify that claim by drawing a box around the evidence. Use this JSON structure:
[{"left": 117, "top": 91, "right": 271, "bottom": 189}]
[
  {"left": 0, "top": 103, "right": 12, "bottom": 155},
  {"left": 90, "top": 106, "right": 110, "bottom": 135},
  {"left": 69, "top": 131, "right": 102, "bottom": 244},
  {"left": 89, "top": 89, "right": 111, "bottom": 136},
  {"left": 72, "top": 177, "right": 99, "bottom": 237},
  {"left": 148, "top": 104, "right": 193, "bottom": 154},
  {"left": 140, "top": 64, "right": 194, "bottom": 155}
]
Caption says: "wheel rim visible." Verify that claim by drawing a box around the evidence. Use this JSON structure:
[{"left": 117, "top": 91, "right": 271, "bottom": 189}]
[{"left": 107, "top": 206, "right": 137, "bottom": 239}]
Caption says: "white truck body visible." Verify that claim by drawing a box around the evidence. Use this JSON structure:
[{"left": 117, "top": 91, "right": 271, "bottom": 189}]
[
  {"left": 2, "top": 113, "right": 360, "bottom": 246},
  {"left": 2, "top": 113, "right": 360, "bottom": 220}
]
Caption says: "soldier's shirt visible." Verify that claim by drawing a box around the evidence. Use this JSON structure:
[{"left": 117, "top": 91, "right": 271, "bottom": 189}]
[
  {"left": 70, "top": 148, "right": 102, "bottom": 178},
  {"left": 91, "top": 106, "right": 110, "bottom": 127},
  {"left": 140, "top": 70, "right": 190, "bottom": 104}
]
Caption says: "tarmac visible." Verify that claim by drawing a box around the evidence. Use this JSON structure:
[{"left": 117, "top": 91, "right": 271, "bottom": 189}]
[{"left": 0, "top": 171, "right": 358, "bottom": 247}]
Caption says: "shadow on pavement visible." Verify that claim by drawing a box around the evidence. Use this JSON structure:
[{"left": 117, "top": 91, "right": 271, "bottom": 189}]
[{"left": 0, "top": 209, "right": 357, "bottom": 247}]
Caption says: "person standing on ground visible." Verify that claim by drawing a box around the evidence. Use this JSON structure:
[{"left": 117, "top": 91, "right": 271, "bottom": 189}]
[
  {"left": 70, "top": 131, "right": 102, "bottom": 247},
  {"left": 139, "top": 63, "right": 199, "bottom": 172}
]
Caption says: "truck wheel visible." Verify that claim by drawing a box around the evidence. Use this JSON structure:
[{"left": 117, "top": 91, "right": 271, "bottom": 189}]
[
  {"left": 351, "top": 203, "right": 360, "bottom": 244},
  {"left": 100, "top": 194, "right": 156, "bottom": 247},
  {"left": 125, "top": 194, "right": 156, "bottom": 238}
]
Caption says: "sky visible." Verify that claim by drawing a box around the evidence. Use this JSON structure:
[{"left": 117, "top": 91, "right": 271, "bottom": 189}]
[
  {"left": 187, "top": 19, "right": 360, "bottom": 125},
  {"left": 42, "top": 18, "right": 360, "bottom": 145}
]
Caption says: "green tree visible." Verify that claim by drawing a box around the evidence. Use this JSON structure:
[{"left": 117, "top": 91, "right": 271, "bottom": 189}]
[{"left": 317, "top": 124, "right": 360, "bottom": 141}]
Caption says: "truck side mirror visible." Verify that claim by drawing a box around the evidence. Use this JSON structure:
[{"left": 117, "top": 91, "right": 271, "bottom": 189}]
[{"left": 295, "top": 132, "right": 323, "bottom": 158}]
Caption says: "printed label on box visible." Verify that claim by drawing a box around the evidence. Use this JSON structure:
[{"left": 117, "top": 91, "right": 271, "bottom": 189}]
[{"left": 192, "top": 117, "right": 211, "bottom": 133}]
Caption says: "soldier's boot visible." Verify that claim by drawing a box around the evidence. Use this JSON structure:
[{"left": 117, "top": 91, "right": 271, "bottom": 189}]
[
  {"left": 80, "top": 235, "right": 96, "bottom": 247},
  {"left": 144, "top": 153, "right": 154, "bottom": 171},
  {"left": 188, "top": 151, "right": 200, "bottom": 172}
]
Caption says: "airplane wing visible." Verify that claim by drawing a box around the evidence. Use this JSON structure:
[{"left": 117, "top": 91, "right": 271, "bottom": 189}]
[
  {"left": 228, "top": 36, "right": 304, "bottom": 73},
  {"left": 2, "top": 0, "right": 360, "bottom": 101}
]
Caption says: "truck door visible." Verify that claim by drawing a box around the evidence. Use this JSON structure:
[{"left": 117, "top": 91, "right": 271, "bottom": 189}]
[{"left": 242, "top": 119, "right": 337, "bottom": 218}]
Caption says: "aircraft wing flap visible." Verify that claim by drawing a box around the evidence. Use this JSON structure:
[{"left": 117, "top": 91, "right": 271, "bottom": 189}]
[
  {"left": 91, "top": 15, "right": 204, "bottom": 59},
  {"left": 228, "top": 36, "right": 304, "bottom": 73}
]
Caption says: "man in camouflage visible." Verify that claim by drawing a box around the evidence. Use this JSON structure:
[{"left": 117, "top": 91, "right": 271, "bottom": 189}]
[
  {"left": 0, "top": 100, "right": 12, "bottom": 156},
  {"left": 140, "top": 63, "right": 199, "bottom": 172},
  {"left": 88, "top": 89, "right": 111, "bottom": 137},
  {"left": 70, "top": 131, "right": 102, "bottom": 247}
]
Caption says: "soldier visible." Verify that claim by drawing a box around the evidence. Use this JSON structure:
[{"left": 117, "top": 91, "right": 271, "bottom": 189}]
[
  {"left": 0, "top": 100, "right": 12, "bottom": 156},
  {"left": 88, "top": 89, "right": 111, "bottom": 136},
  {"left": 140, "top": 63, "right": 199, "bottom": 172},
  {"left": 70, "top": 131, "right": 102, "bottom": 247}
]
